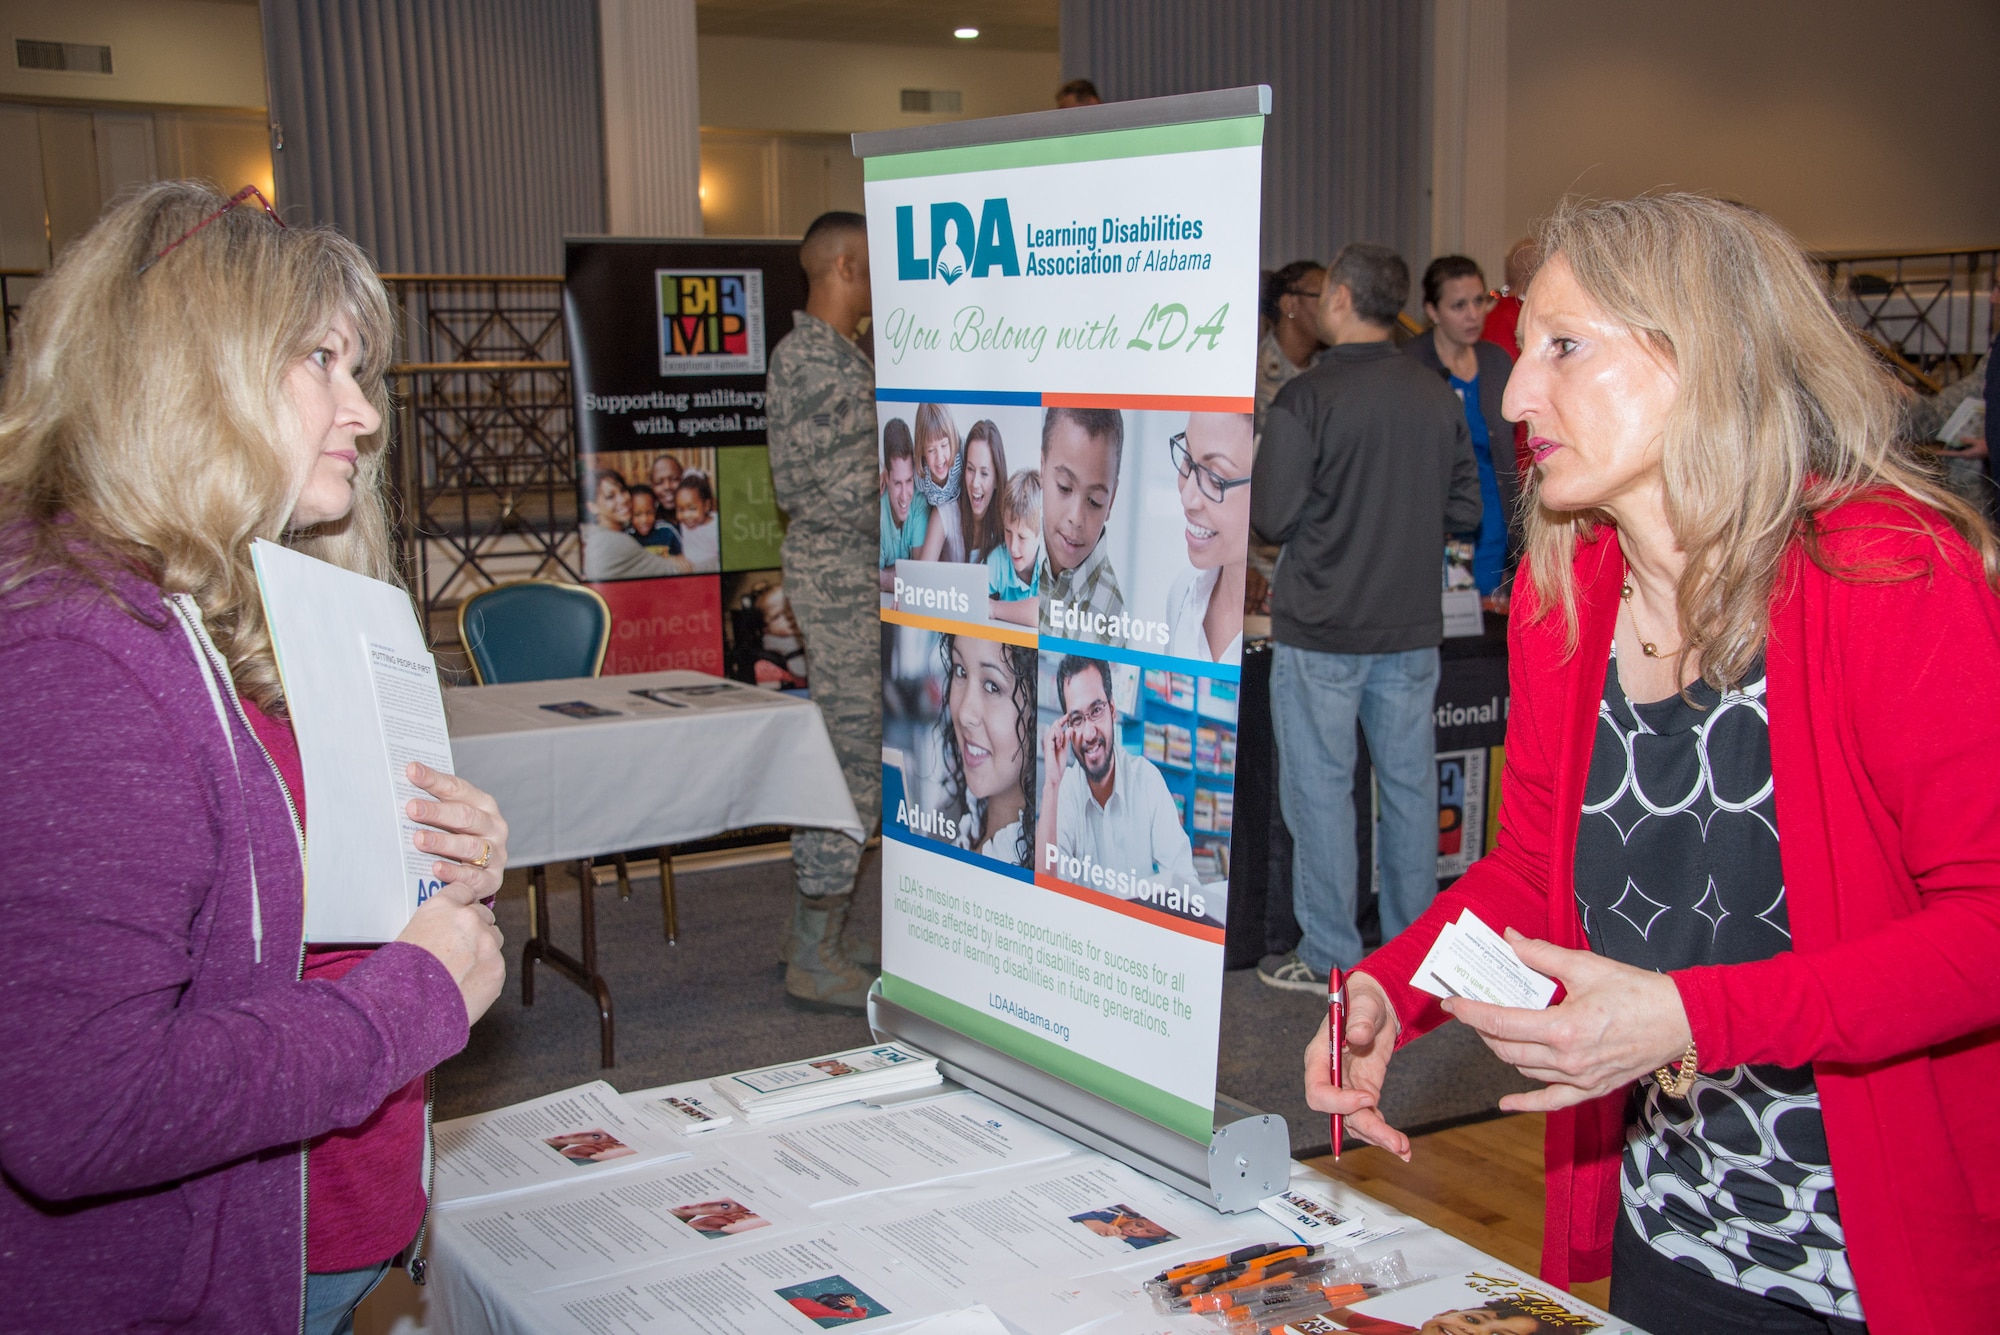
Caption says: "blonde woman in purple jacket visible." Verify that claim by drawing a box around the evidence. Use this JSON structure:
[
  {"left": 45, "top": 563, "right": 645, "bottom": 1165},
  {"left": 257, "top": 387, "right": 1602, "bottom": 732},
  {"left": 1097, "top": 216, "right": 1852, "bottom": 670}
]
[{"left": 0, "top": 182, "right": 507, "bottom": 1333}]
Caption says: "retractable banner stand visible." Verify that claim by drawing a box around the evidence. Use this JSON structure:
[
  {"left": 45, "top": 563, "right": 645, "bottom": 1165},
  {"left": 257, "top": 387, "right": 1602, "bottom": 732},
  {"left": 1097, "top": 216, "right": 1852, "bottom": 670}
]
[
  {"left": 861, "top": 88, "right": 1286, "bottom": 1209},
  {"left": 564, "top": 240, "right": 803, "bottom": 686}
]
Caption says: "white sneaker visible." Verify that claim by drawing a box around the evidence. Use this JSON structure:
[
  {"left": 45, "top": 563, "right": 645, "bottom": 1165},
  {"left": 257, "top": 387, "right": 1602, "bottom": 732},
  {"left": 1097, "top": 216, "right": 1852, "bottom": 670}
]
[{"left": 1256, "top": 950, "right": 1328, "bottom": 993}]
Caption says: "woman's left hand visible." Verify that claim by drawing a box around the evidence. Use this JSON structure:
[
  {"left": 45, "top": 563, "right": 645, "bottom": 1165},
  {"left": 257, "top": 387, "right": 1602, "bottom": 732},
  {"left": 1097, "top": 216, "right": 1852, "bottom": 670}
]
[
  {"left": 1444, "top": 928, "right": 1692, "bottom": 1113},
  {"left": 406, "top": 762, "right": 509, "bottom": 900}
]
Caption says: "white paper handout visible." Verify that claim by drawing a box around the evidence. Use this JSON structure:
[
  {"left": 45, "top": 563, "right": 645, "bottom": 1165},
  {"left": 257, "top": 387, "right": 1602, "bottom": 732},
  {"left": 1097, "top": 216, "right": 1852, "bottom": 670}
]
[
  {"left": 721, "top": 1090, "right": 1077, "bottom": 1206},
  {"left": 252, "top": 539, "right": 454, "bottom": 942},
  {"left": 711, "top": 1042, "right": 941, "bottom": 1122},
  {"left": 365, "top": 639, "right": 457, "bottom": 910},
  {"left": 437, "top": 1155, "right": 809, "bottom": 1292},
  {"left": 844, "top": 1159, "right": 1247, "bottom": 1297},
  {"left": 1411, "top": 909, "right": 1557, "bottom": 1010},
  {"left": 641, "top": 1092, "right": 736, "bottom": 1136},
  {"left": 523, "top": 1228, "right": 957, "bottom": 1335},
  {"left": 1257, "top": 1184, "right": 1403, "bottom": 1248},
  {"left": 433, "top": 1081, "right": 689, "bottom": 1207},
  {"left": 898, "top": 1307, "right": 1012, "bottom": 1335}
]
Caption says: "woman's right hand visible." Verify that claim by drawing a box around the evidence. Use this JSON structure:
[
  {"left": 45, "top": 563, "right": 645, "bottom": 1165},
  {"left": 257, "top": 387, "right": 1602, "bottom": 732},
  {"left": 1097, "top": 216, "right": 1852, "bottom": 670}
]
[
  {"left": 1302, "top": 970, "right": 1410, "bottom": 1160},
  {"left": 396, "top": 878, "right": 505, "bottom": 1025}
]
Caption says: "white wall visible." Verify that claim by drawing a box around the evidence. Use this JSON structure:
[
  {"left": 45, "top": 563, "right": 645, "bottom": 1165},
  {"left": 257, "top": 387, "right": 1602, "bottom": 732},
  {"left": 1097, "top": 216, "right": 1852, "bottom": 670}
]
[
  {"left": 1506, "top": 0, "right": 2000, "bottom": 252},
  {"left": 698, "top": 34, "right": 1060, "bottom": 136},
  {"left": 0, "top": 0, "right": 266, "bottom": 110}
]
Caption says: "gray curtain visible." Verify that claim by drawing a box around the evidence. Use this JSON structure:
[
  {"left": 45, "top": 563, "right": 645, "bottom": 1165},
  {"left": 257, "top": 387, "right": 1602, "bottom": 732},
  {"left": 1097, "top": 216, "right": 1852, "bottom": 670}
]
[
  {"left": 1061, "top": 0, "right": 1428, "bottom": 276},
  {"left": 262, "top": 0, "right": 606, "bottom": 275}
]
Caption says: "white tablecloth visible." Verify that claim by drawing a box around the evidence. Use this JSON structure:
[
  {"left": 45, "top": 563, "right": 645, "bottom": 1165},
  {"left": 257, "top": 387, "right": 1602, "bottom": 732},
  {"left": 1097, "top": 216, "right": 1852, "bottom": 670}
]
[
  {"left": 445, "top": 671, "right": 863, "bottom": 867},
  {"left": 421, "top": 1080, "right": 1637, "bottom": 1335}
]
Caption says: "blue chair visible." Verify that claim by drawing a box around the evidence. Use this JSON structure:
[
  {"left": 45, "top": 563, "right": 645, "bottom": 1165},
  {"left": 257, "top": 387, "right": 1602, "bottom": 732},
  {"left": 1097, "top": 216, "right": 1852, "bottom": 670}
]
[
  {"left": 456, "top": 580, "right": 667, "bottom": 1068},
  {"left": 457, "top": 580, "right": 611, "bottom": 685}
]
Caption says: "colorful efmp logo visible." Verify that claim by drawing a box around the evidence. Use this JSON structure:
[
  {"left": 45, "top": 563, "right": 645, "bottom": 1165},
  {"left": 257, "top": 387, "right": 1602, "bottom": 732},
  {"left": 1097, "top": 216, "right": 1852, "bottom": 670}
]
[
  {"left": 655, "top": 269, "right": 767, "bottom": 376},
  {"left": 895, "top": 200, "right": 1020, "bottom": 284}
]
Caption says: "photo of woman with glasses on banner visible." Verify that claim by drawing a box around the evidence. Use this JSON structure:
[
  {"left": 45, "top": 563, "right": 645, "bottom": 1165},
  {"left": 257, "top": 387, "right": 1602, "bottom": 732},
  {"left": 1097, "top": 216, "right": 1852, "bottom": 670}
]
[{"left": 1162, "top": 413, "right": 1254, "bottom": 665}]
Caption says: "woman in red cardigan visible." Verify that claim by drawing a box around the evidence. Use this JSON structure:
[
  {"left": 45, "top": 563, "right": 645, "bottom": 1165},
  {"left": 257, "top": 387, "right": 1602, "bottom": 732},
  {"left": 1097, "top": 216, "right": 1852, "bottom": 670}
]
[{"left": 1305, "top": 194, "right": 2000, "bottom": 1335}]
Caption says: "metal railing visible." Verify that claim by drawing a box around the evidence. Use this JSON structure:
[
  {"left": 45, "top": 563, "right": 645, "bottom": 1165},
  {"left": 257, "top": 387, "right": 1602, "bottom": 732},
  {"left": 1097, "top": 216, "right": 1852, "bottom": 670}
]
[
  {"left": 378, "top": 276, "right": 579, "bottom": 655},
  {"left": 1819, "top": 246, "right": 1997, "bottom": 392},
  {"left": 2, "top": 269, "right": 40, "bottom": 355}
]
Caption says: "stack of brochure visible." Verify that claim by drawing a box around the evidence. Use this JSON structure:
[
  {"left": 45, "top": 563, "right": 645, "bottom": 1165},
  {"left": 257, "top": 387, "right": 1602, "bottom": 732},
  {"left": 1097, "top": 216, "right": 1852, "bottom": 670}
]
[{"left": 710, "top": 1043, "right": 942, "bottom": 1123}]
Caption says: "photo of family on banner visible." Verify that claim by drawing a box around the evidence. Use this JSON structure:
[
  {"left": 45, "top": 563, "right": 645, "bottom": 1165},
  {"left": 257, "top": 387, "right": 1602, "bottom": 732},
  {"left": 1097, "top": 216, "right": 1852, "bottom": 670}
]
[{"left": 881, "top": 399, "right": 1247, "bottom": 929}]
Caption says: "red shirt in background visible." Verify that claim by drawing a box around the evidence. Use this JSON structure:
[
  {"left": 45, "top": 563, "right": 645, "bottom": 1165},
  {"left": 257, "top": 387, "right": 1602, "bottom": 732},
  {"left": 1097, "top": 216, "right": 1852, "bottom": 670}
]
[
  {"left": 243, "top": 699, "right": 429, "bottom": 1274},
  {"left": 1482, "top": 291, "right": 1522, "bottom": 360},
  {"left": 1482, "top": 291, "right": 1531, "bottom": 477}
]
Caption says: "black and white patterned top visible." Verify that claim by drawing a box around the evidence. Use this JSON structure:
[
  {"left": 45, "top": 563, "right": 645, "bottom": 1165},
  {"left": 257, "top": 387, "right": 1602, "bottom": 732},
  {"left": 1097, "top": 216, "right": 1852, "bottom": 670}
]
[{"left": 1574, "top": 651, "right": 1862, "bottom": 1322}]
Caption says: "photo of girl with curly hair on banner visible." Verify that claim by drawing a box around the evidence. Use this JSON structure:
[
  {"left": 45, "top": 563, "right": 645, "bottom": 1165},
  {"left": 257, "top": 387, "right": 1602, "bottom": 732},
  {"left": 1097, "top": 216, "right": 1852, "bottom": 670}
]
[{"left": 882, "top": 623, "right": 1037, "bottom": 870}]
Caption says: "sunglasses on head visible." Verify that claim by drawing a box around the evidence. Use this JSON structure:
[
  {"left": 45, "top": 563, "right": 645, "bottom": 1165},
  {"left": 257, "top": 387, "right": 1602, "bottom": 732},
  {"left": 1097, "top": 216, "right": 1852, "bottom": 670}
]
[{"left": 138, "top": 185, "right": 285, "bottom": 276}]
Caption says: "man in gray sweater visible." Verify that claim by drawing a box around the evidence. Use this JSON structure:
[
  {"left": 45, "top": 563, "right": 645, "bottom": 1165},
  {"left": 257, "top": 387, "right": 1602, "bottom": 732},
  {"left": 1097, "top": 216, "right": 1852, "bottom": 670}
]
[{"left": 1250, "top": 242, "right": 1482, "bottom": 990}]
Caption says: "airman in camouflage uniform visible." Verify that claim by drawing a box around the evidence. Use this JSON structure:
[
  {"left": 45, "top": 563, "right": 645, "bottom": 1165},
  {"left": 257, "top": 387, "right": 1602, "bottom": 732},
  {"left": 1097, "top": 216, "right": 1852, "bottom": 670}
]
[{"left": 765, "top": 211, "right": 881, "bottom": 1013}]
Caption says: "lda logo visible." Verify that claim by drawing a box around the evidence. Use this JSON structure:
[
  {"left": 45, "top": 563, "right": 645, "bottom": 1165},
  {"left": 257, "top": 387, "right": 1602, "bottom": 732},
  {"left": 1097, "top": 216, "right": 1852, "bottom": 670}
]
[{"left": 895, "top": 200, "right": 1021, "bottom": 284}]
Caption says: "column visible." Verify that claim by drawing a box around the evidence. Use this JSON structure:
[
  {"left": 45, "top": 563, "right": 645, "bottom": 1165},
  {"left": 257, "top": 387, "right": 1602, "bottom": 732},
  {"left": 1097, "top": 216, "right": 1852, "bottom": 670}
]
[
  {"left": 1428, "top": 0, "right": 1508, "bottom": 279},
  {"left": 599, "top": 0, "right": 703, "bottom": 237}
]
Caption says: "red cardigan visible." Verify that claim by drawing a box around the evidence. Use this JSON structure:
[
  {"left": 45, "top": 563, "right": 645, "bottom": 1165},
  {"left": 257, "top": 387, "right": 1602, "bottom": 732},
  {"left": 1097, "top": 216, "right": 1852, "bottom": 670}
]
[{"left": 1356, "top": 498, "right": 2000, "bottom": 1333}]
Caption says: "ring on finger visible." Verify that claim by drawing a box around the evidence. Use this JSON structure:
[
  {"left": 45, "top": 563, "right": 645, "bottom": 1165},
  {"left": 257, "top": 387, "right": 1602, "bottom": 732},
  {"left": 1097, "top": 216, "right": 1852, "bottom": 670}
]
[{"left": 472, "top": 840, "right": 492, "bottom": 869}]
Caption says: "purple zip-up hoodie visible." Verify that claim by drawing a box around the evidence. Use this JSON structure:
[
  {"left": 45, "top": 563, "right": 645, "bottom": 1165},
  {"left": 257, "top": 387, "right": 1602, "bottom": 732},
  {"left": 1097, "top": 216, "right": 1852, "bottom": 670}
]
[{"left": 0, "top": 559, "right": 469, "bottom": 1333}]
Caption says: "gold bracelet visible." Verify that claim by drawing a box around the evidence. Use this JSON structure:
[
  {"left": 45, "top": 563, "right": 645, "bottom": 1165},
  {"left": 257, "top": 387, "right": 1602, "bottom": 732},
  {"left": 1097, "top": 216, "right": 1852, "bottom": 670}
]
[{"left": 1654, "top": 1042, "right": 1699, "bottom": 1098}]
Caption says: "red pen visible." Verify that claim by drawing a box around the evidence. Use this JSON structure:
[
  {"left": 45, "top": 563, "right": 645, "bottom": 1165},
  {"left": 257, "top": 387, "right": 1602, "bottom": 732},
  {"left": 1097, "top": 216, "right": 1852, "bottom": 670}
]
[{"left": 1328, "top": 967, "right": 1345, "bottom": 1161}]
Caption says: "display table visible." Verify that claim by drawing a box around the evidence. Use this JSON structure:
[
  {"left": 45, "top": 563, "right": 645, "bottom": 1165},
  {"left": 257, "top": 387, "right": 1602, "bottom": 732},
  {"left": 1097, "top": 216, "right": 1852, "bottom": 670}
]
[
  {"left": 422, "top": 1078, "right": 1635, "bottom": 1335},
  {"left": 445, "top": 672, "right": 863, "bottom": 1064},
  {"left": 445, "top": 671, "right": 863, "bottom": 866}
]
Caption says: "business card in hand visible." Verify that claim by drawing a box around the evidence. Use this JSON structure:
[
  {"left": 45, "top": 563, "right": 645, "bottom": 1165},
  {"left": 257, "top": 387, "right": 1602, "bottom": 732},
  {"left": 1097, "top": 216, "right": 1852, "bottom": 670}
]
[{"left": 1411, "top": 909, "right": 1557, "bottom": 1009}]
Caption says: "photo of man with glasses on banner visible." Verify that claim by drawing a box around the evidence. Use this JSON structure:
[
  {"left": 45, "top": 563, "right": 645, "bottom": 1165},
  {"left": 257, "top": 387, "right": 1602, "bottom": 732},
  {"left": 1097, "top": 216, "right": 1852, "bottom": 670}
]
[{"left": 1036, "top": 654, "right": 1208, "bottom": 922}]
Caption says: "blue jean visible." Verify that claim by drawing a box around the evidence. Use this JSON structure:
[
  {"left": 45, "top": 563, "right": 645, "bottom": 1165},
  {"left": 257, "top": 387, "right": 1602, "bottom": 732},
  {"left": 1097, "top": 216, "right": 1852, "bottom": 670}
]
[
  {"left": 305, "top": 1261, "right": 390, "bottom": 1335},
  {"left": 1271, "top": 642, "right": 1440, "bottom": 972}
]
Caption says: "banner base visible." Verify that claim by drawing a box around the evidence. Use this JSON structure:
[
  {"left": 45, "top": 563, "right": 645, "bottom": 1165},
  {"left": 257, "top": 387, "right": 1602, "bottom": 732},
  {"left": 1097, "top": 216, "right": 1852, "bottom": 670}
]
[{"left": 868, "top": 983, "right": 1290, "bottom": 1213}]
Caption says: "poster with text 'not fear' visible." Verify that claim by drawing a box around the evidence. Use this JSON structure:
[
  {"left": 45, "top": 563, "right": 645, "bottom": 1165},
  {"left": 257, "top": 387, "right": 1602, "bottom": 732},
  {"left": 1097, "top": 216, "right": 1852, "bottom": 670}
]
[{"left": 867, "top": 91, "right": 1267, "bottom": 1144}]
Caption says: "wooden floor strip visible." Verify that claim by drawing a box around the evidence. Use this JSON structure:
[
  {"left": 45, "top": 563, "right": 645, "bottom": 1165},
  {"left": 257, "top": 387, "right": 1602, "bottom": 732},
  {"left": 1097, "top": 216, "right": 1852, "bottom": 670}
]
[{"left": 1304, "top": 1111, "right": 1613, "bottom": 1311}]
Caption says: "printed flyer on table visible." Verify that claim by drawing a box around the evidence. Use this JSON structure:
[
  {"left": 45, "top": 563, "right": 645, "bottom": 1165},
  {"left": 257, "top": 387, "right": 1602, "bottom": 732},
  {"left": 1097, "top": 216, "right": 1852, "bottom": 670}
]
[{"left": 868, "top": 102, "right": 1267, "bottom": 1145}]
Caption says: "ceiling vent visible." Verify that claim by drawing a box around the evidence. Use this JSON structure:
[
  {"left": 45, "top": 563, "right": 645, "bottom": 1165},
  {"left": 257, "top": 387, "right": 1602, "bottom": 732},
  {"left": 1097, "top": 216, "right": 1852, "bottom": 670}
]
[
  {"left": 899, "top": 89, "right": 963, "bottom": 114},
  {"left": 16, "top": 39, "right": 114, "bottom": 74}
]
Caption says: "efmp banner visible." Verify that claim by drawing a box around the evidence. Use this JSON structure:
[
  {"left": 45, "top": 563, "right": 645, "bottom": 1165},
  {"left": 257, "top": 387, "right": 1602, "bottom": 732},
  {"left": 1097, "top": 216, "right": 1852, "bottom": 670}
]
[
  {"left": 564, "top": 239, "right": 805, "bottom": 685},
  {"left": 865, "top": 91, "right": 1268, "bottom": 1144}
]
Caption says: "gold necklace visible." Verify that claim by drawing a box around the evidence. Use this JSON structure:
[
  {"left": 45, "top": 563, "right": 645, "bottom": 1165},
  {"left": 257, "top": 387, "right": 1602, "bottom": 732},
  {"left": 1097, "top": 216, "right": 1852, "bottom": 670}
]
[{"left": 1620, "top": 580, "right": 1671, "bottom": 659}]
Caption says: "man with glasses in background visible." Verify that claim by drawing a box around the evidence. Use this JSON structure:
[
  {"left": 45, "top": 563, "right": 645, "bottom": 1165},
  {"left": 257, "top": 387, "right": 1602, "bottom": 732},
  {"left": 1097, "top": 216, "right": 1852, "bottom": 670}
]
[
  {"left": 1251, "top": 242, "right": 1482, "bottom": 992},
  {"left": 1035, "top": 656, "right": 1203, "bottom": 920}
]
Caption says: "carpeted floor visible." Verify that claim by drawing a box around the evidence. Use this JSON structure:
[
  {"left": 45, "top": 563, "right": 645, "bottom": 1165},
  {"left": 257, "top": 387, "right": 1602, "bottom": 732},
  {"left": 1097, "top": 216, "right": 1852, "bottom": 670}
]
[{"left": 437, "top": 850, "right": 1535, "bottom": 1157}]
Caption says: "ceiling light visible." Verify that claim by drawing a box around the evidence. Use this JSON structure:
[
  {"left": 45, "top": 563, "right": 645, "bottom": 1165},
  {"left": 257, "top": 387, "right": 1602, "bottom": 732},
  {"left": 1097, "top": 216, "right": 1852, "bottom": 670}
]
[{"left": 954, "top": 27, "right": 979, "bottom": 39}]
